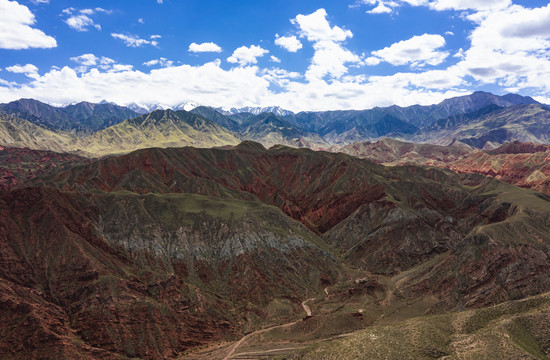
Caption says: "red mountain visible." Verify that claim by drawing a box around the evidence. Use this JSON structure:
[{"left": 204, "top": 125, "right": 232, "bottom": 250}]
[{"left": 2, "top": 142, "right": 550, "bottom": 358}]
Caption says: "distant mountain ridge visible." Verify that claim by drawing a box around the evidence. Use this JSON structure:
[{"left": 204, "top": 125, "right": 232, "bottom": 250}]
[
  {"left": 0, "top": 91, "right": 548, "bottom": 156},
  {"left": 126, "top": 101, "right": 201, "bottom": 114},
  {"left": 217, "top": 105, "right": 294, "bottom": 116},
  {"left": 0, "top": 98, "right": 140, "bottom": 134},
  {"left": 74, "top": 109, "right": 242, "bottom": 156},
  {"left": 411, "top": 103, "right": 550, "bottom": 149},
  {"left": 282, "top": 91, "right": 540, "bottom": 137}
]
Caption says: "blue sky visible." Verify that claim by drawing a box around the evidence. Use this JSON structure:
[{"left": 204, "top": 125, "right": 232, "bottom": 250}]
[{"left": 1, "top": 0, "right": 550, "bottom": 111}]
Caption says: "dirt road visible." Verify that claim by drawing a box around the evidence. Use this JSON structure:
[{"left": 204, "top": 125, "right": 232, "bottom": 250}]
[{"left": 223, "top": 298, "right": 314, "bottom": 360}]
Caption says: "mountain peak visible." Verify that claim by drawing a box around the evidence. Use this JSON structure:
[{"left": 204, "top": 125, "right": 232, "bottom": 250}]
[
  {"left": 235, "top": 140, "right": 266, "bottom": 151},
  {"left": 222, "top": 105, "right": 294, "bottom": 116}
]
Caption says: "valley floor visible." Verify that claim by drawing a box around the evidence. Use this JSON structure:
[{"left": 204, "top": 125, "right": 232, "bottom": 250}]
[{"left": 183, "top": 285, "right": 550, "bottom": 360}]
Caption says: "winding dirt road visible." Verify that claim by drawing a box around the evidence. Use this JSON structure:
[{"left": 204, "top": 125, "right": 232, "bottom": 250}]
[{"left": 223, "top": 298, "right": 315, "bottom": 360}]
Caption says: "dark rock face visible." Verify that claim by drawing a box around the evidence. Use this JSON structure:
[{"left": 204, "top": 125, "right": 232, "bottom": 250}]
[
  {"left": 0, "top": 188, "right": 230, "bottom": 359},
  {"left": 0, "top": 186, "right": 341, "bottom": 359}
]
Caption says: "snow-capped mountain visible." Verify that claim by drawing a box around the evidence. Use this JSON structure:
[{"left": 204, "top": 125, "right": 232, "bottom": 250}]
[
  {"left": 220, "top": 106, "right": 294, "bottom": 116},
  {"left": 126, "top": 101, "right": 200, "bottom": 114},
  {"left": 172, "top": 101, "right": 201, "bottom": 111},
  {"left": 126, "top": 103, "right": 168, "bottom": 114}
]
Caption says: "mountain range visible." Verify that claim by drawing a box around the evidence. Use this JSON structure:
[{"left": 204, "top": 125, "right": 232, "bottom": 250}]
[
  {"left": 0, "top": 91, "right": 547, "bottom": 157},
  {"left": 0, "top": 98, "right": 140, "bottom": 134}
]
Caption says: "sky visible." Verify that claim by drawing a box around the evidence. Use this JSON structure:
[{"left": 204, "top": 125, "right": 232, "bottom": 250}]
[{"left": 1, "top": 0, "right": 550, "bottom": 111}]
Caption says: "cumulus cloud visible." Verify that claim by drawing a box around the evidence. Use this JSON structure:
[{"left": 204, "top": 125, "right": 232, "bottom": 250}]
[
  {"left": 274, "top": 34, "right": 303, "bottom": 52},
  {"left": 70, "top": 54, "right": 115, "bottom": 67},
  {"left": 68, "top": 53, "right": 134, "bottom": 74},
  {"left": 452, "top": 3, "right": 550, "bottom": 93},
  {"left": 357, "top": 0, "right": 511, "bottom": 13},
  {"left": 227, "top": 45, "right": 269, "bottom": 66},
  {"left": 369, "top": 4, "right": 392, "bottom": 13},
  {"left": 369, "top": 34, "right": 449, "bottom": 67},
  {"left": 270, "top": 55, "right": 281, "bottom": 63},
  {"left": 65, "top": 15, "right": 100, "bottom": 31},
  {"left": 292, "top": 8, "right": 361, "bottom": 81},
  {"left": 5, "top": 64, "right": 39, "bottom": 78},
  {"left": 0, "top": 61, "right": 274, "bottom": 109},
  {"left": 111, "top": 33, "right": 158, "bottom": 47},
  {"left": 293, "top": 9, "right": 353, "bottom": 42},
  {"left": 428, "top": 0, "right": 512, "bottom": 11},
  {"left": 79, "top": 8, "right": 110, "bottom": 15},
  {"left": 0, "top": 0, "right": 56, "bottom": 49},
  {"left": 62, "top": 7, "right": 110, "bottom": 31},
  {"left": 358, "top": 0, "right": 402, "bottom": 14},
  {"left": 0, "top": 53, "right": 470, "bottom": 112},
  {"left": 143, "top": 57, "right": 174, "bottom": 67},
  {"left": 188, "top": 42, "right": 222, "bottom": 53}
]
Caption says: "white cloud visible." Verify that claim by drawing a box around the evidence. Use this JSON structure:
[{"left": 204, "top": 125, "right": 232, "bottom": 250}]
[
  {"left": 70, "top": 54, "right": 115, "bottom": 67},
  {"left": 274, "top": 34, "right": 303, "bottom": 52},
  {"left": 370, "top": 34, "right": 449, "bottom": 67},
  {"left": 453, "top": 48, "right": 465, "bottom": 59},
  {"left": 0, "top": 54, "right": 470, "bottom": 112},
  {"left": 445, "top": 31, "right": 454, "bottom": 36},
  {"left": 157, "top": 0, "right": 163, "bottom": 3},
  {"left": 138, "top": 18, "right": 144, "bottom": 24},
  {"left": 0, "top": 61, "right": 274, "bottom": 109},
  {"left": 368, "top": 3, "right": 393, "bottom": 13},
  {"left": 79, "top": 8, "right": 94, "bottom": 15},
  {"left": 30, "top": 0, "right": 49, "bottom": 3},
  {"left": 79, "top": 8, "right": 110, "bottom": 15},
  {"left": 428, "top": 0, "right": 511, "bottom": 11},
  {"left": 261, "top": 68, "right": 301, "bottom": 87},
  {"left": 227, "top": 45, "right": 268, "bottom": 66},
  {"left": 65, "top": 15, "right": 100, "bottom": 31},
  {"left": 293, "top": 8, "right": 353, "bottom": 42},
  {"left": 270, "top": 55, "right": 281, "bottom": 63},
  {"left": 5, "top": 64, "right": 39, "bottom": 79},
  {"left": 109, "top": 64, "right": 134, "bottom": 73},
  {"left": 359, "top": 0, "right": 401, "bottom": 14},
  {"left": 401, "top": 0, "right": 429, "bottom": 5},
  {"left": 0, "top": 0, "right": 56, "bottom": 49},
  {"left": 188, "top": 42, "right": 222, "bottom": 53},
  {"left": 150, "top": 34, "right": 162, "bottom": 39},
  {"left": 357, "top": 0, "right": 510, "bottom": 13},
  {"left": 111, "top": 33, "right": 158, "bottom": 47},
  {"left": 143, "top": 57, "right": 174, "bottom": 67},
  {"left": 63, "top": 7, "right": 110, "bottom": 31},
  {"left": 292, "top": 9, "right": 361, "bottom": 81},
  {"left": 452, "top": 4, "right": 550, "bottom": 94}
]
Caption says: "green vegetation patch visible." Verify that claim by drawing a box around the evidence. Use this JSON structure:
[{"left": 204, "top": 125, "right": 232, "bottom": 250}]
[{"left": 100, "top": 191, "right": 277, "bottom": 226}]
